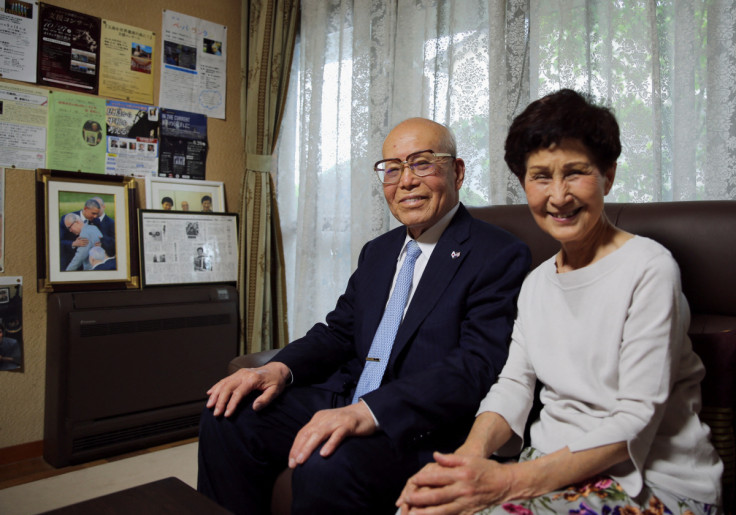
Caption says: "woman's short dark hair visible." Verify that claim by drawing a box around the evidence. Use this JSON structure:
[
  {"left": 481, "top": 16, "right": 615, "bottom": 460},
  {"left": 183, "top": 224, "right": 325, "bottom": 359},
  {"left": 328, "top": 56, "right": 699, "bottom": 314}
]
[{"left": 504, "top": 89, "right": 621, "bottom": 181}]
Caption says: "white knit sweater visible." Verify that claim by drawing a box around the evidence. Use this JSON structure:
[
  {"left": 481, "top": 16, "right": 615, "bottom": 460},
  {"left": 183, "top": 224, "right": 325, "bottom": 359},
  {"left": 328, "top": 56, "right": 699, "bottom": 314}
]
[{"left": 478, "top": 236, "right": 722, "bottom": 504}]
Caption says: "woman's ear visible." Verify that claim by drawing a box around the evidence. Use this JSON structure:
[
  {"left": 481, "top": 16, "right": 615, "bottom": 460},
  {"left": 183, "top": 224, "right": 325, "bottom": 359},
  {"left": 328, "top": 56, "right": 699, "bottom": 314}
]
[{"left": 603, "top": 163, "right": 617, "bottom": 195}]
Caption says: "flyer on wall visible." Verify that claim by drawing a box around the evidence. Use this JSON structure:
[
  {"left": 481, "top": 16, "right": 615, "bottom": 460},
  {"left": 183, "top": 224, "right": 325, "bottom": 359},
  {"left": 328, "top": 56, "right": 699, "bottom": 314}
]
[
  {"left": 159, "top": 10, "right": 226, "bottom": 120},
  {"left": 158, "top": 108, "right": 208, "bottom": 180},
  {"left": 99, "top": 19, "right": 155, "bottom": 105},
  {"left": 0, "top": 1, "right": 38, "bottom": 82},
  {"left": 37, "top": 3, "right": 100, "bottom": 94},
  {"left": 47, "top": 91, "right": 106, "bottom": 174},
  {"left": 0, "top": 83, "right": 48, "bottom": 169},
  {"left": 0, "top": 276, "right": 23, "bottom": 373},
  {"left": 0, "top": 169, "right": 4, "bottom": 273},
  {"left": 106, "top": 100, "right": 159, "bottom": 177}
]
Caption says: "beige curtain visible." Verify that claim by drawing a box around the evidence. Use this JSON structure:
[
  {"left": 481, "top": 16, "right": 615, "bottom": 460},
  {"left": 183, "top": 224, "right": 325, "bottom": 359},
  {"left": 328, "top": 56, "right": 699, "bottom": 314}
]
[{"left": 239, "top": 0, "right": 298, "bottom": 354}]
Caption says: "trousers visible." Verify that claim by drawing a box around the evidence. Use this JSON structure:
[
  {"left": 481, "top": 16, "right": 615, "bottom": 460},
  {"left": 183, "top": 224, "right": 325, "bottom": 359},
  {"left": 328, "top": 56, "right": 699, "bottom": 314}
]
[{"left": 197, "top": 385, "right": 429, "bottom": 515}]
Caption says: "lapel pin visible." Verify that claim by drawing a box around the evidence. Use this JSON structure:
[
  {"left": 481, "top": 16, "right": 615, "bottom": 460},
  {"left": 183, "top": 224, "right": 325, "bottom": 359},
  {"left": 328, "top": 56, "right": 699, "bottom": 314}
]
[{"left": 451, "top": 251, "right": 461, "bottom": 259}]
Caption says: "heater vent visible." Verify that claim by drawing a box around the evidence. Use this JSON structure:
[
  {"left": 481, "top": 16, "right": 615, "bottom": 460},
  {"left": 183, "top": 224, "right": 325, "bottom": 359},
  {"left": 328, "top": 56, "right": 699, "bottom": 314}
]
[
  {"left": 79, "top": 313, "right": 232, "bottom": 337},
  {"left": 72, "top": 413, "right": 201, "bottom": 453}
]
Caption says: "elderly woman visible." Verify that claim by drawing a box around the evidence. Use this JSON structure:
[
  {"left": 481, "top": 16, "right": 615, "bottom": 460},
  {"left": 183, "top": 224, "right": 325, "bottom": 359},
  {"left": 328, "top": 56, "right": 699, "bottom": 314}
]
[{"left": 396, "top": 89, "right": 723, "bottom": 514}]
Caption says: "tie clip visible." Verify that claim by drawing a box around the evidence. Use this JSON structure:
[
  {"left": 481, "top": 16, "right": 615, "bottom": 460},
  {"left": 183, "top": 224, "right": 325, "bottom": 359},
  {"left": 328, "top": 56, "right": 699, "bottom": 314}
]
[{"left": 366, "top": 357, "right": 380, "bottom": 362}]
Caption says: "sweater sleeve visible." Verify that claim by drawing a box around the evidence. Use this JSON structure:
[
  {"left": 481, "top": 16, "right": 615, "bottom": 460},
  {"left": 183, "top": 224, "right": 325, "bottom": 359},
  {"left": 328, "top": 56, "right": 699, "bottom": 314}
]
[
  {"left": 476, "top": 314, "right": 538, "bottom": 457},
  {"left": 66, "top": 247, "right": 88, "bottom": 271}
]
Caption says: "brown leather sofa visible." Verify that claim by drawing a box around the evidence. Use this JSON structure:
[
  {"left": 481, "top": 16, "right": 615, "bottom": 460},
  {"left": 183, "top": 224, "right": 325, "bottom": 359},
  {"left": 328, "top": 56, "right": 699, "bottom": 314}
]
[{"left": 229, "top": 201, "right": 736, "bottom": 514}]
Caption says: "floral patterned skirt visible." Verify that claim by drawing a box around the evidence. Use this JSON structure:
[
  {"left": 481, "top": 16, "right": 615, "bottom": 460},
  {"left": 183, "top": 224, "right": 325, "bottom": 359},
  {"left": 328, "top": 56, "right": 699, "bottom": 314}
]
[{"left": 476, "top": 448, "right": 720, "bottom": 515}]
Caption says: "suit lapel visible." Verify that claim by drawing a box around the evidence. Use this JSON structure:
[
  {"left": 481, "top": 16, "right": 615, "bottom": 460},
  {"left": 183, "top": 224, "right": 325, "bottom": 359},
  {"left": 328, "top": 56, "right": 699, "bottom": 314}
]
[{"left": 390, "top": 206, "right": 473, "bottom": 359}]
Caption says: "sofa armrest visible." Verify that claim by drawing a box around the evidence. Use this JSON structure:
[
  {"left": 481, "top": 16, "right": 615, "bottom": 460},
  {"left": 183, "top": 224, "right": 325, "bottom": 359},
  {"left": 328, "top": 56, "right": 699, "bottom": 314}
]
[{"left": 227, "top": 348, "right": 282, "bottom": 375}]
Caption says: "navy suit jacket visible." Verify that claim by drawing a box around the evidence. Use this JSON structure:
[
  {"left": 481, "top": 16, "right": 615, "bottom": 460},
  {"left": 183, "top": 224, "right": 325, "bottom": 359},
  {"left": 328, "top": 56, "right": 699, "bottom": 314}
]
[
  {"left": 94, "top": 214, "right": 115, "bottom": 241},
  {"left": 92, "top": 257, "right": 117, "bottom": 270},
  {"left": 273, "top": 204, "right": 530, "bottom": 450}
]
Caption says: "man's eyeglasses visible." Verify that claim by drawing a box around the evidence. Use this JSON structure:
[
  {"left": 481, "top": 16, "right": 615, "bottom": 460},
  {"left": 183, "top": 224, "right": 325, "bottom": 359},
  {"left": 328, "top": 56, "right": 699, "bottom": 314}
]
[{"left": 374, "top": 150, "right": 455, "bottom": 184}]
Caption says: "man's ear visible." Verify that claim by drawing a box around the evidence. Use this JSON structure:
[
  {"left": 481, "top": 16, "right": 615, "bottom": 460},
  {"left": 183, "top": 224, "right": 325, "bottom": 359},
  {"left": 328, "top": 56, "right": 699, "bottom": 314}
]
[{"left": 453, "top": 158, "right": 466, "bottom": 190}]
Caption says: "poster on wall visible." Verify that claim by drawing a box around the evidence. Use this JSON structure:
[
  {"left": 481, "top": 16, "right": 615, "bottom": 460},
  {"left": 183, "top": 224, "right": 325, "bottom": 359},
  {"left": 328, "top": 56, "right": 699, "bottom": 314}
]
[
  {"left": 158, "top": 108, "right": 207, "bottom": 180},
  {"left": 0, "top": 83, "right": 48, "bottom": 169},
  {"left": 38, "top": 3, "right": 100, "bottom": 94},
  {"left": 0, "top": 276, "right": 23, "bottom": 373},
  {"left": 0, "top": 1, "right": 38, "bottom": 82},
  {"left": 0, "top": 169, "right": 4, "bottom": 273},
  {"left": 105, "top": 100, "right": 159, "bottom": 178},
  {"left": 159, "top": 10, "right": 226, "bottom": 120},
  {"left": 99, "top": 19, "right": 155, "bottom": 105},
  {"left": 47, "top": 91, "right": 106, "bottom": 174}
]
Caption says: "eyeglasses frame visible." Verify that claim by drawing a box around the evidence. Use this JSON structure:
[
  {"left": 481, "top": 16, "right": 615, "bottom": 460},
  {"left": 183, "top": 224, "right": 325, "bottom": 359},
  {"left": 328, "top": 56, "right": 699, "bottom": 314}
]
[{"left": 373, "top": 149, "right": 455, "bottom": 184}]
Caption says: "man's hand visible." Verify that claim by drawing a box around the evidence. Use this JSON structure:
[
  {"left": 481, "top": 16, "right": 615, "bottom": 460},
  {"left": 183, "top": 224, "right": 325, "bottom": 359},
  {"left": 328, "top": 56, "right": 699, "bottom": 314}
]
[
  {"left": 72, "top": 238, "right": 89, "bottom": 247},
  {"left": 206, "top": 362, "right": 291, "bottom": 417},
  {"left": 396, "top": 452, "right": 511, "bottom": 515},
  {"left": 288, "top": 401, "right": 377, "bottom": 468}
]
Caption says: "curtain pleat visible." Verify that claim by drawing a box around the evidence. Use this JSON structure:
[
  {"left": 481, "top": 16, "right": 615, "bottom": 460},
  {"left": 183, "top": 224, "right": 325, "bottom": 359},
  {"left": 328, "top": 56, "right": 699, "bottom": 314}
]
[{"left": 239, "top": 0, "right": 299, "bottom": 354}]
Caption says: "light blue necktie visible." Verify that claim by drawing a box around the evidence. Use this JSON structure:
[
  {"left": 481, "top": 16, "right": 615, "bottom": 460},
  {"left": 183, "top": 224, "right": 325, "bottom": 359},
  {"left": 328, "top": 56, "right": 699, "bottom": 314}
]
[{"left": 352, "top": 240, "right": 422, "bottom": 403}]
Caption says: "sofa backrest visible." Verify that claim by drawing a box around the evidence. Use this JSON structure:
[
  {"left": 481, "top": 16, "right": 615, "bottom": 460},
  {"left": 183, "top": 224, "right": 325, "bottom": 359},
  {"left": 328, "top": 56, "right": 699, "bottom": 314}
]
[{"left": 468, "top": 201, "right": 736, "bottom": 334}]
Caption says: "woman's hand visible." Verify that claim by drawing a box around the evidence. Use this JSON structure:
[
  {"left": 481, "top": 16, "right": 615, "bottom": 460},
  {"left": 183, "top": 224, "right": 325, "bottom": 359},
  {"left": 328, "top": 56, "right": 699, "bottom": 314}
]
[{"left": 396, "top": 452, "right": 514, "bottom": 515}]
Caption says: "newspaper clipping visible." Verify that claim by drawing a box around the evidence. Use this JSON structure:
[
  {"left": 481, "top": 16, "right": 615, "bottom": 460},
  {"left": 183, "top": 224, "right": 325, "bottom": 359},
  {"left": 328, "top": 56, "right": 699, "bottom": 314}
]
[{"left": 140, "top": 211, "right": 237, "bottom": 287}]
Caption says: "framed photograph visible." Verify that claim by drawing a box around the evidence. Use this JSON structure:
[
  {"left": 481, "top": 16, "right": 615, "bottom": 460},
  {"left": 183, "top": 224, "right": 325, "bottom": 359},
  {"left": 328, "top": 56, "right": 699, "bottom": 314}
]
[
  {"left": 145, "top": 176, "right": 225, "bottom": 213},
  {"left": 138, "top": 210, "right": 238, "bottom": 287},
  {"left": 36, "top": 170, "right": 139, "bottom": 292}
]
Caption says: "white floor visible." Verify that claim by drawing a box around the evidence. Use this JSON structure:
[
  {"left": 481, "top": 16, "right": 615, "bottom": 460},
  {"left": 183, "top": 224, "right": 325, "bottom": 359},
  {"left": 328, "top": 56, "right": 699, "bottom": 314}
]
[{"left": 0, "top": 442, "right": 198, "bottom": 515}]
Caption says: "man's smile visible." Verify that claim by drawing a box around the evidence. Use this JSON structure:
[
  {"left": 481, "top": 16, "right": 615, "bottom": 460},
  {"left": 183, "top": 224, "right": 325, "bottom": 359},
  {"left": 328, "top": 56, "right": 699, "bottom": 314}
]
[{"left": 398, "top": 195, "right": 428, "bottom": 205}]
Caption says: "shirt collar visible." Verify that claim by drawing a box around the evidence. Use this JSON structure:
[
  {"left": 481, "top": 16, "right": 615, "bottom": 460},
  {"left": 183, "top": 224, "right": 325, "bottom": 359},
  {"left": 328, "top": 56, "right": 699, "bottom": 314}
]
[{"left": 402, "top": 203, "right": 460, "bottom": 257}]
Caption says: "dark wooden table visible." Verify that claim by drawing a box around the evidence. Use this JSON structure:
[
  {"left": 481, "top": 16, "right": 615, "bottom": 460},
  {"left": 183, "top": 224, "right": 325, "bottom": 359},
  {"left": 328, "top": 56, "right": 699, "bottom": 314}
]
[{"left": 40, "top": 477, "right": 232, "bottom": 514}]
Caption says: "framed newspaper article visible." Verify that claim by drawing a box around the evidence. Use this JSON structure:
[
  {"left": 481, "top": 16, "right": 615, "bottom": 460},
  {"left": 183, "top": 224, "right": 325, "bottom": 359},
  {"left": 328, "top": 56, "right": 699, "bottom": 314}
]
[{"left": 138, "top": 209, "right": 238, "bottom": 287}]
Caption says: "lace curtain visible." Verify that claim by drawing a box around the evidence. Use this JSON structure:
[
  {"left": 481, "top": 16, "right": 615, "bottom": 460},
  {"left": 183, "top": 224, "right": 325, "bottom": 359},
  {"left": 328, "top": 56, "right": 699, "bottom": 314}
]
[{"left": 276, "top": 0, "right": 736, "bottom": 340}]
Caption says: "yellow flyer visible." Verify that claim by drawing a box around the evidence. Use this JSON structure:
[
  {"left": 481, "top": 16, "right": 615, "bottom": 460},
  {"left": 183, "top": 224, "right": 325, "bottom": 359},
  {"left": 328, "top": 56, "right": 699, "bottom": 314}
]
[{"left": 99, "top": 19, "right": 155, "bottom": 105}]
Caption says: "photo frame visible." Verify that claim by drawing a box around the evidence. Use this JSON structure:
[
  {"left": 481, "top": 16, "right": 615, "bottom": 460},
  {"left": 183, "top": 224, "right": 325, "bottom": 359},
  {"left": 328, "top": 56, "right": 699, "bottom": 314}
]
[
  {"left": 36, "top": 169, "right": 139, "bottom": 292},
  {"left": 138, "top": 210, "right": 238, "bottom": 287},
  {"left": 145, "top": 176, "right": 225, "bottom": 213}
]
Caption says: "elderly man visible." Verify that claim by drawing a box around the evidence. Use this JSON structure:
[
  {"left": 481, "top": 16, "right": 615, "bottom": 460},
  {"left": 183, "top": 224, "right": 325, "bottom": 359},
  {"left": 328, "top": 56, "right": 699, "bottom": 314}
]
[
  {"left": 59, "top": 199, "right": 101, "bottom": 270},
  {"left": 197, "top": 118, "right": 531, "bottom": 514},
  {"left": 63, "top": 212, "right": 102, "bottom": 271},
  {"left": 88, "top": 240, "right": 116, "bottom": 270}
]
